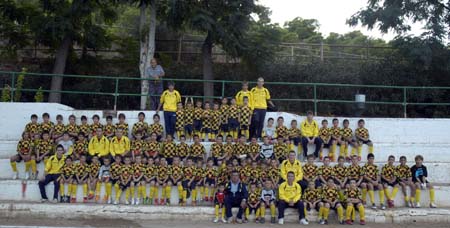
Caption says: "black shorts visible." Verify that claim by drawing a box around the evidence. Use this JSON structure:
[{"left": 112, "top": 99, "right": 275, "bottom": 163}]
[
  {"left": 220, "top": 124, "right": 229, "bottom": 132},
  {"left": 119, "top": 181, "right": 131, "bottom": 190},
  {"left": 170, "top": 178, "right": 182, "bottom": 185},
  {"left": 111, "top": 178, "right": 119, "bottom": 185},
  {"left": 345, "top": 178, "right": 362, "bottom": 186},
  {"left": 211, "top": 129, "right": 219, "bottom": 135},
  {"left": 166, "top": 157, "right": 173, "bottom": 165},
  {"left": 184, "top": 124, "right": 193, "bottom": 134},
  {"left": 182, "top": 180, "right": 196, "bottom": 190},
  {"left": 361, "top": 180, "right": 381, "bottom": 190},
  {"left": 205, "top": 178, "right": 216, "bottom": 186},
  {"left": 358, "top": 139, "right": 372, "bottom": 144},
  {"left": 228, "top": 118, "right": 239, "bottom": 130},
  {"left": 260, "top": 199, "right": 275, "bottom": 207},
  {"left": 323, "top": 201, "right": 341, "bottom": 210},
  {"left": 202, "top": 128, "right": 211, "bottom": 134},
  {"left": 240, "top": 125, "right": 249, "bottom": 130},
  {"left": 306, "top": 202, "right": 321, "bottom": 212},
  {"left": 74, "top": 177, "right": 87, "bottom": 184},
  {"left": 322, "top": 142, "right": 331, "bottom": 148},
  {"left": 193, "top": 120, "right": 202, "bottom": 131},
  {"left": 381, "top": 178, "right": 399, "bottom": 187}
]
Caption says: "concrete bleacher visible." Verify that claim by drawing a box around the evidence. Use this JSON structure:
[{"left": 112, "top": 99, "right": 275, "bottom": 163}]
[{"left": 0, "top": 102, "right": 450, "bottom": 211}]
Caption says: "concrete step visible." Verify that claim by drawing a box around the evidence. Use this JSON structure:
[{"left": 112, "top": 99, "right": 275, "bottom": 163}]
[
  {"left": 0, "top": 179, "right": 447, "bottom": 207},
  {"left": 1, "top": 200, "right": 450, "bottom": 224},
  {"left": 1, "top": 139, "right": 450, "bottom": 163}
]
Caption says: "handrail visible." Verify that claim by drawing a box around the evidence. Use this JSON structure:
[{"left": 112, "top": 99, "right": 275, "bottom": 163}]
[{"left": 1, "top": 71, "right": 449, "bottom": 117}]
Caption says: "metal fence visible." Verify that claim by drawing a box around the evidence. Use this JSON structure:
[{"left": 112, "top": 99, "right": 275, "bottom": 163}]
[{"left": 1, "top": 71, "right": 450, "bottom": 118}]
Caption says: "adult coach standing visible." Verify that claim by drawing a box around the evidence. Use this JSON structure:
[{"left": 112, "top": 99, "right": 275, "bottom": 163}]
[
  {"left": 157, "top": 82, "right": 181, "bottom": 138},
  {"left": 147, "top": 58, "right": 165, "bottom": 110},
  {"left": 250, "top": 77, "right": 274, "bottom": 140}
]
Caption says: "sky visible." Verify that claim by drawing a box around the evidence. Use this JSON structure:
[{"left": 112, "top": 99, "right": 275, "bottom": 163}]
[{"left": 259, "top": 0, "right": 424, "bottom": 41}]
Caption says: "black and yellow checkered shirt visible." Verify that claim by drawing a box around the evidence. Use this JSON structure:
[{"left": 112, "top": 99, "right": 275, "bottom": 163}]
[
  {"left": 25, "top": 122, "right": 40, "bottom": 135},
  {"left": 322, "top": 186, "right": 339, "bottom": 202},
  {"left": 103, "top": 124, "right": 116, "bottom": 136},
  {"left": 115, "top": 123, "right": 129, "bottom": 136},
  {"left": 303, "top": 163, "right": 318, "bottom": 179},
  {"left": 194, "top": 107, "right": 203, "bottom": 120},
  {"left": 184, "top": 108, "right": 194, "bottom": 125},
  {"left": 190, "top": 143, "right": 206, "bottom": 158},
  {"left": 132, "top": 121, "right": 149, "bottom": 135},
  {"left": 176, "top": 110, "right": 185, "bottom": 130},
  {"left": 276, "top": 126, "right": 288, "bottom": 138},
  {"left": 268, "top": 167, "right": 279, "bottom": 181},
  {"left": 239, "top": 106, "right": 252, "bottom": 126},
  {"left": 248, "top": 143, "right": 261, "bottom": 157},
  {"left": 89, "top": 163, "right": 101, "bottom": 177},
  {"left": 162, "top": 142, "right": 177, "bottom": 158},
  {"left": 342, "top": 127, "right": 353, "bottom": 139},
  {"left": 319, "top": 127, "right": 331, "bottom": 142},
  {"left": 176, "top": 142, "right": 190, "bottom": 158},
  {"left": 396, "top": 164, "right": 412, "bottom": 179},
  {"left": 75, "top": 163, "right": 90, "bottom": 177},
  {"left": 211, "top": 143, "right": 224, "bottom": 158},
  {"left": 36, "top": 139, "right": 54, "bottom": 156},
  {"left": 217, "top": 169, "right": 229, "bottom": 184},
  {"left": 249, "top": 168, "right": 261, "bottom": 183},
  {"left": 333, "top": 165, "right": 347, "bottom": 181},
  {"left": 157, "top": 165, "right": 170, "bottom": 179},
  {"left": 202, "top": 109, "right": 212, "bottom": 128},
  {"left": 78, "top": 124, "right": 90, "bottom": 137},
  {"left": 248, "top": 191, "right": 260, "bottom": 204},
  {"left": 355, "top": 127, "right": 369, "bottom": 139},
  {"left": 381, "top": 164, "right": 396, "bottom": 180},
  {"left": 211, "top": 110, "right": 221, "bottom": 130},
  {"left": 346, "top": 164, "right": 363, "bottom": 180},
  {"left": 65, "top": 124, "right": 79, "bottom": 135},
  {"left": 61, "top": 164, "right": 74, "bottom": 177},
  {"left": 330, "top": 126, "right": 341, "bottom": 139},
  {"left": 17, "top": 139, "right": 32, "bottom": 155},
  {"left": 219, "top": 105, "right": 229, "bottom": 124},
  {"left": 90, "top": 123, "right": 103, "bottom": 135},
  {"left": 145, "top": 141, "right": 161, "bottom": 153},
  {"left": 362, "top": 164, "right": 379, "bottom": 180},
  {"left": 228, "top": 105, "right": 239, "bottom": 119},
  {"left": 183, "top": 166, "right": 196, "bottom": 181},
  {"left": 288, "top": 128, "right": 301, "bottom": 138},
  {"left": 145, "top": 165, "right": 156, "bottom": 178},
  {"left": 345, "top": 188, "right": 361, "bottom": 200},
  {"left": 303, "top": 188, "right": 322, "bottom": 203},
  {"left": 194, "top": 167, "right": 205, "bottom": 181},
  {"left": 204, "top": 167, "right": 218, "bottom": 179},
  {"left": 149, "top": 123, "right": 164, "bottom": 135},
  {"left": 274, "top": 142, "right": 288, "bottom": 160},
  {"left": 53, "top": 123, "right": 65, "bottom": 136},
  {"left": 170, "top": 165, "right": 184, "bottom": 180},
  {"left": 223, "top": 143, "right": 234, "bottom": 157},
  {"left": 233, "top": 143, "right": 248, "bottom": 156},
  {"left": 73, "top": 140, "right": 88, "bottom": 156},
  {"left": 119, "top": 165, "right": 133, "bottom": 180},
  {"left": 318, "top": 165, "right": 335, "bottom": 180},
  {"left": 131, "top": 139, "right": 145, "bottom": 155},
  {"left": 40, "top": 121, "right": 54, "bottom": 133},
  {"left": 110, "top": 163, "right": 122, "bottom": 179}
]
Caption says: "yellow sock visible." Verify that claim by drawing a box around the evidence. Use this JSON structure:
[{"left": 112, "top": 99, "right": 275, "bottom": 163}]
[
  {"left": 379, "top": 190, "right": 385, "bottom": 204},
  {"left": 244, "top": 130, "right": 249, "bottom": 140},
  {"left": 83, "top": 184, "right": 88, "bottom": 197},
  {"left": 357, "top": 145, "right": 362, "bottom": 156},
  {"left": 222, "top": 207, "right": 226, "bottom": 218},
  {"left": 368, "top": 190, "right": 375, "bottom": 204},
  {"left": 405, "top": 196, "right": 410, "bottom": 203},
  {"left": 331, "top": 144, "right": 337, "bottom": 158},
  {"left": 384, "top": 188, "right": 392, "bottom": 200},
  {"left": 430, "top": 189, "right": 435, "bottom": 203},
  {"left": 70, "top": 184, "right": 77, "bottom": 197},
  {"left": 182, "top": 190, "right": 187, "bottom": 202},
  {"left": 337, "top": 206, "right": 344, "bottom": 220},
  {"left": 106, "top": 183, "right": 112, "bottom": 198},
  {"left": 232, "top": 130, "right": 238, "bottom": 139},
  {"left": 114, "top": 183, "right": 120, "bottom": 197},
  {"left": 165, "top": 186, "right": 171, "bottom": 200},
  {"left": 96, "top": 182, "right": 101, "bottom": 195},
  {"left": 31, "top": 160, "right": 37, "bottom": 173},
  {"left": 339, "top": 145, "right": 346, "bottom": 157},
  {"left": 256, "top": 208, "right": 260, "bottom": 218},
  {"left": 130, "top": 186, "right": 135, "bottom": 198},
  {"left": 346, "top": 205, "right": 353, "bottom": 220},
  {"left": 10, "top": 162, "right": 18, "bottom": 172},
  {"left": 125, "top": 188, "right": 130, "bottom": 200},
  {"left": 215, "top": 205, "right": 220, "bottom": 218},
  {"left": 149, "top": 186, "right": 155, "bottom": 198},
  {"left": 260, "top": 206, "right": 266, "bottom": 217},
  {"left": 351, "top": 147, "right": 357, "bottom": 156},
  {"left": 204, "top": 187, "right": 209, "bottom": 198},
  {"left": 115, "top": 184, "right": 121, "bottom": 201},
  {"left": 270, "top": 204, "right": 276, "bottom": 217},
  {"left": 338, "top": 191, "right": 345, "bottom": 201},
  {"left": 60, "top": 183, "right": 65, "bottom": 196},
  {"left": 304, "top": 207, "right": 307, "bottom": 219},
  {"left": 137, "top": 185, "right": 142, "bottom": 198},
  {"left": 245, "top": 207, "right": 249, "bottom": 218},
  {"left": 368, "top": 145, "right": 373, "bottom": 154},
  {"left": 201, "top": 133, "right": 206, "bottom": 140},
  {"left": 323, "top": 208, "right": 330, "bottom": 219},
  {"left": 358, "top": 204, "right": 365, "bottom": 220},
  {"left": 192, "top": 189, "right": 197, "bottom": 201},
  {"left": 177, "top": 185, "right": 183, "bottom": 199},
  {"left": 318, "top": 207, "right": 324, "bottom": 219},
  {"left": 392, "top": 187, "right": 399, "bottom": 200},
  {"left": 25, "top": 161, "right": 31, "bottom": 172},
  {"left": 362, "top": 188, "right": 367, "bottom": 202},
  {"left": 200, "top": 186, "right": 205, "bottom": 199},
  {"left": 177, "top": 131, "right": 182, "bottom": 139}
]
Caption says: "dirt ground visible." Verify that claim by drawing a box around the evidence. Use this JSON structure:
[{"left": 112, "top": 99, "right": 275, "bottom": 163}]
[{"left": 0, "top": 217, "right": 449, "bottom": 228}]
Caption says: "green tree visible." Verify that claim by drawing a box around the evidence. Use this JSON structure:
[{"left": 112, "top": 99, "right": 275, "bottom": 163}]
[
  {"left": 1, "top": 85, "right": 11, "bottom": 102},
  {"left": 348, "top": 0, "right": 450, "bottom": 41},
  {"left": 284, "top": 17, "right": 323, "bottom": 43},
  {"left": 34, "top": 87, "right": 44, "bottom": 102}
]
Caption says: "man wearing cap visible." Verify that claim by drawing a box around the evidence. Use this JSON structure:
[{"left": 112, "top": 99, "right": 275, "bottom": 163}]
[
  {"left": 147, "top": 58, "right": 165, "bottom": 110},
  {"left": 250, "top": 77, "right": 274, "bottom": 140},
  {"left": 157, "top": 82, "right": 181, "bottom": 138}
]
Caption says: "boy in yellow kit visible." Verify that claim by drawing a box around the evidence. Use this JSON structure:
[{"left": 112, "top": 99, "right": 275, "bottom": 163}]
[
  {"left": 361, "top": 153, "right": 385, "bottom": 210},
  {"left": 213, "top": 183, "right": 227, "bottom": 223},
  {"left": 303, "top": 181, "right": 323, "bottom": 223},
  {"left": 169, "top": 157, "right": 184, "bottom": 205},
  {"left": 143, "top": 157, "right": 157, "bottom": 205},
  {"left": 355, "top": 119, "right": 374, "bottom": 158},
  {"left": 114, "top": 156, "right": 133, "bottom": 205},
  {"left": 319, "top": 120, "right": 332, "bottom": 161},
  {"left": 58, "top": 156, "right": 74, "bottom": 203},
  {"left": 202, "top": 102, "right": 213, "bottom": 141},
  {"left": 345, "top": 179, "right": 366, "bottom": 225},
  {"left": 131, "top": 155, "right": 146, "bottom": 205},
  {"left": 175, "top": 102, "right": 185, "bottom": 140},
  {"left": 182, "top": 157, "right": 196, "bottom": 205},
  {"left": 320, "top": 178, "right": 345, "bottom": 225},
  {"left": 156, "top": 157, "right": 171, "bottom": 205},
  {"left": 341, "top": 119, "right": 357, "bottom": 161},
  {"left": 193, "top": 100, "right": 203, "bottom": 137},
  {"left": 381, "top": 155, "right": 400, "bottom": 208},
  {"left": 149, "top": 114, "right": 164, "bottom": 141},
  {"left": 239, "top": 97, "right": 253, "bottom": 140},
  {"left": 245, "top": 182, "right": 261, "bottom": 223},
  {"left": 73, "top": 154, "right": 90, "bottom": 203},
  {"left": 88, "top": 156, "right": 101, "bottom": 201},
  {"left": 211, "top": 102, "right": 221, "bottom": 141},
  {"left": 10, "top": 132, "right": 33, "bottom": 180}
]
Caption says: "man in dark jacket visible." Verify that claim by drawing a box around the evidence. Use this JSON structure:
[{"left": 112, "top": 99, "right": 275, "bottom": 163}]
[{"left": 225, "top": 170, "right": 248, "bottom": 223}]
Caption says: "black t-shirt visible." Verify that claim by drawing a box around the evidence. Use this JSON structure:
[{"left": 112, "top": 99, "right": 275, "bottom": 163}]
[{"left": 410, "top": 165, "right": 428, "bottom": 183}]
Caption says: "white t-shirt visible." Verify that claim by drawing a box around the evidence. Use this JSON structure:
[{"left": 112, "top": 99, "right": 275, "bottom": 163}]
[{"left": 58, "top": 140, "right": 73, "bottom": 155}]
